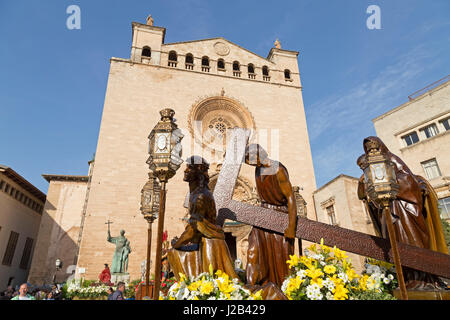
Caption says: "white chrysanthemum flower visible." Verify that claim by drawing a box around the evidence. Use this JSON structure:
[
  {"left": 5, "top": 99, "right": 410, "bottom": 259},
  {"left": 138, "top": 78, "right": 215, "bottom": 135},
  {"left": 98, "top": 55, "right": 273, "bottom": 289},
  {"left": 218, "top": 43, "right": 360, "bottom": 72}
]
[
  {"left": 338, "top": 272, "right": 349, "bottom": 283},
  {"left": 281, "top": 278, "right": 290, "bottom": 292},
  {"left": 296, "top": 270, "right": 307, "bottom": 279},
  {"left": 388, "top": 274, "right": 394, "bottom": 280},
  {"left": 326, "top": 291, "right": 334, "bottom": 300},
  {"left": 383, "top": 277, "right": 391, "bottom": 284}
]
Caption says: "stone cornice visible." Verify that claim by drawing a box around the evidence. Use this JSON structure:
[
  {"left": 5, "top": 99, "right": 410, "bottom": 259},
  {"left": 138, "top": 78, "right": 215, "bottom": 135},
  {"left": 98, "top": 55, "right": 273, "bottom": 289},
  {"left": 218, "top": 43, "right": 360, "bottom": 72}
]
[
  {"left": 111, "top": 57, "right": 303, "bottom": 90},
  {"left": 0, "top": 165, "right": 46, "bottom": 202},
  {"left": 42, "top": 174, "right": 89, "bottom": 183}
]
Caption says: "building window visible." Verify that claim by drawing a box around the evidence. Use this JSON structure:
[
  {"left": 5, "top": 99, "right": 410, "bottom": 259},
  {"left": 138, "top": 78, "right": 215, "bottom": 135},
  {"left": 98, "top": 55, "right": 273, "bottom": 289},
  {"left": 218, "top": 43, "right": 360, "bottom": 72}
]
[
  {"left": 284, "top": 69, "right": 291, "bottom": 79},
  {"left": 4, "top": 183, "right": 10, "bottom": 193},
  {"left": 141, "top": 46, "right": 151, "bottom": 58},
  {"left": 326, "top": 205, "right": 337, "bottom": 225},
  {"left": 440, "top": 117, "right": 450, "bottom": 131},
  {"left": 185, "top": 53, "right": 194, "bottom": 70},
  {"left": 262, "top": 66, "right": 270, "bottom": 81},
  {"left": 438, "top": 197, "right": 450, "bottom": 220},
  {"left": 217, "top": 59, "right": 225, "bottom": 70},
  {"left": 421, "top": 123, "right": 439, "bottom": 139},
  {"left": 0, "top": 180, "right": 4, "bottom": 191},
  {"left": 248, "top": 64, "right": 255, "bottom": 79},
  {"left": 19, "top": 238, "right": 34, "bottom": 270},
  {"left": 421, "top": 158, "right": 441, "bottom": 180},
  {"left": 168, "top": 51, "right": 177, "bottom": 67},
  {"left": 402, "top": 131, "right": 419, "bottom": 146},
  {"left": 201, "top": 56, "right": 210, "bottom": 72},
  {"left": 232, "top": 61, "right": 241, "bottom": 77},
  {"left": 2, "top": 231, "right": 19, "bottom": 266}
]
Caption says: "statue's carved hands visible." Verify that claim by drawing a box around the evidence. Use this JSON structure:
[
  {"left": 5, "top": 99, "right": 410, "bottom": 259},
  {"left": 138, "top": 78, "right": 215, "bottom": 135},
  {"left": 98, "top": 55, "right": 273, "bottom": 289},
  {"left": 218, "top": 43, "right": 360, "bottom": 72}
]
[
  {"left": 284, "top": 227, "right": 296, "bottom": 239},
  {"left": 171, "top": 237, "right": 179, "bottom": 248}
]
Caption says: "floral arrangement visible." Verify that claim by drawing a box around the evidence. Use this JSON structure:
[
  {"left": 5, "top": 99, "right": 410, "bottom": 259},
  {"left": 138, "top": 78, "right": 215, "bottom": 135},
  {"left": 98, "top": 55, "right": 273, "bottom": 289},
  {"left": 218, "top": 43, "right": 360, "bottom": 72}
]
[
  {"left": 64, "top": 280, "right": 111, "bottom": 299},
  {"left": 162, "top": 265, "right": 263, "bottom": 300},
  {"left": 354, "top": 258, "right": 397, "bottom": 300},
  {"left": 281, "top": 239, "right": 397, "bottom": 300},
  {"left": 63, "top": 279, "right": 137, "bottom": 299}
]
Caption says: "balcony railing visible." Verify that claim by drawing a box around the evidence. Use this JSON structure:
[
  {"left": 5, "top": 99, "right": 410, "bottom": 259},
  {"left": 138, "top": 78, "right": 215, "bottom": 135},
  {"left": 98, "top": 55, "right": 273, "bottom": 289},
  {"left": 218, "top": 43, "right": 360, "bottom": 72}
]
[
  {"left": 201, "top": 66, "right": 210, "bottom": 72},
  {"left": 233, "top": 71, "right": 241, "bottom": 77},
  {"left": 248, "top": 73, "right": 256, "bottom": 80},
  {"left": 263, "top": 75, "right": 270, "bottom": 82},
  {"left": 185, "top": 63, "right": 194, "bottom": 70},
  {"left": 168, "top": 60, "right": 177, "bottom": 67}
]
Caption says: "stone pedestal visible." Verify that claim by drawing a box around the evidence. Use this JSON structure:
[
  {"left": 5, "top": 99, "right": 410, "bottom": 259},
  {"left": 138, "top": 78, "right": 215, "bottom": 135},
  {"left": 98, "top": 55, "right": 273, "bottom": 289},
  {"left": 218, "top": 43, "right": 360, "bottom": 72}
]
[{"left": 111, "top": 273, "right": 130, "bottom": 285}]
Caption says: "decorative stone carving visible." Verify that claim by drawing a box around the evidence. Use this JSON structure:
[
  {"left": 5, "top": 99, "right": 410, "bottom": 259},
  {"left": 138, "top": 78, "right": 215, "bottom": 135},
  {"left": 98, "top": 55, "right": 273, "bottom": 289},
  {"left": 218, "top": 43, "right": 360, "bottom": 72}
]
[{"left": 214, "top": 41, "right": 230, "bottom": 56}]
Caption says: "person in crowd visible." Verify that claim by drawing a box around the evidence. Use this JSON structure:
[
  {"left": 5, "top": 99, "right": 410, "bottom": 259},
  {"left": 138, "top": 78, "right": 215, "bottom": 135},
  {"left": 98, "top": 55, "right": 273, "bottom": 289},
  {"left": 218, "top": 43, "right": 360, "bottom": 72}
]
[
  {"left": 111, "top": 282, "right": 125, "bottom": 300},
  {"left": 107, "top": 287, "right": 114, "bottom": 300},
  {"left": 11, "top": 283, "right": 36, "bottom": 300}
]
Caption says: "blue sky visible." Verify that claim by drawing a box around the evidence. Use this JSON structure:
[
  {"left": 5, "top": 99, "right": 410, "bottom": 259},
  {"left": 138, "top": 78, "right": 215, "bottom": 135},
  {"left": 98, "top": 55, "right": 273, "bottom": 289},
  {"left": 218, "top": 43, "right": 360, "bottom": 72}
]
[{"left": 1, "top": 0, "right": 449, "bottom": 193}]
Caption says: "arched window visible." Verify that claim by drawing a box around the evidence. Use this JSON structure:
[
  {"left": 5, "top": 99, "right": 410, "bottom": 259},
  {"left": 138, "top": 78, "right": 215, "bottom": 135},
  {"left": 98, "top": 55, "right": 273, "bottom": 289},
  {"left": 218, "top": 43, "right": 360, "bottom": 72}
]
[
  {"left": 248, "top": 64, "right": 256, "bottom": 79},
  {"left": 185, "top": 53, "right": 194, "bottom": 70},
  {"left": 201, "top": 56, "right": 210, "bottom": 72},
  {"left": 284, "top": 69, "right": 291, "bottom": 79},
  {"left": 168, "top": 51, "right": 177, "bottom": 62},
  {"left": 262, "top": 66, "right": 270, "bottom": 81},
  {"left": 185, "top": 53, "right": 194, "bottom": 64},
  {"left": 168, "top": 51, "right": 178, "bottom": 67},
  {"left": 233, "top": 61, "right": 241, "bottom": 77},
  {"left": 142, "top": 46, "right": 151, "bottom": 57},
  {"left": 217, "top": 59, "right": 225, "bottom": 70}
]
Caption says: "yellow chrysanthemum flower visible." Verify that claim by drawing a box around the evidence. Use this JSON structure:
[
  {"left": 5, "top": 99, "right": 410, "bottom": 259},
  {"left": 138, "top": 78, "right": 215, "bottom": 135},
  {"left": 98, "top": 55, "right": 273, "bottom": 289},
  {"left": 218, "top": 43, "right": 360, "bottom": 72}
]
[
  {"left": 323, "top": 265, "right": 336, "bottom": 274},
  {"left": 200, "top": 281, "right": 214, "bottom": 295},
  {"left": 346, "top": 268, "right": 359, "bottom": 282},
  {"left": 251, "top": 290, "right": 263, "bottom": 300},
  {"left": 333, "top": 246, "right": 348, "bottom": 261},
  {"left": 188, "top": 280, "right": 201, "bottom": 292}
]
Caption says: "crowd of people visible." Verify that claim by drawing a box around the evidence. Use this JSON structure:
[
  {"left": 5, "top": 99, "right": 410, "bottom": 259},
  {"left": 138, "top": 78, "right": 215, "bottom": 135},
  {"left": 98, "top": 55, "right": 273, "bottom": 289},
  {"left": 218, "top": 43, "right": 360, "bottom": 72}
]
[{"left": 0, "top": 283, "right": 63, "bottom": 300}]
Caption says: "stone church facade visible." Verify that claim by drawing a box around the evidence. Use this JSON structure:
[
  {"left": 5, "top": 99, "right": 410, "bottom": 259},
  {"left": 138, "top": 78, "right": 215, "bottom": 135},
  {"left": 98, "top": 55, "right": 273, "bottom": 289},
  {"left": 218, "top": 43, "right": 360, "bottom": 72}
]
[{"left": 29, "top": 18, "right": 316, "bottom": 283}]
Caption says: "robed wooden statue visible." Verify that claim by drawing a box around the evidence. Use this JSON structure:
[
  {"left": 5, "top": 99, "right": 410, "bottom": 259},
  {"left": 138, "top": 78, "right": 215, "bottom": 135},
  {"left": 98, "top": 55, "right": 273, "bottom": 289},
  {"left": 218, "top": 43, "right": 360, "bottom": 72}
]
[
  {"left": 357, "top": 136, "right": 448, "bottom": 290},
  {"left": 168, "top": 156, "right": 238, "bottom": 280},
  {"left": 244, "top": 144, "right": 297, "bottom": 287}
]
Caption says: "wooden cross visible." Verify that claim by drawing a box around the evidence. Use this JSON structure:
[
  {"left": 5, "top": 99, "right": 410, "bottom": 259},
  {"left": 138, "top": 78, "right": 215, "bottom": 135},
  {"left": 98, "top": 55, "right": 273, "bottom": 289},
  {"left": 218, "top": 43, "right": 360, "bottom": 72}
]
[{"left": 213, "top": 128, "right": 450, "bottom": 279}]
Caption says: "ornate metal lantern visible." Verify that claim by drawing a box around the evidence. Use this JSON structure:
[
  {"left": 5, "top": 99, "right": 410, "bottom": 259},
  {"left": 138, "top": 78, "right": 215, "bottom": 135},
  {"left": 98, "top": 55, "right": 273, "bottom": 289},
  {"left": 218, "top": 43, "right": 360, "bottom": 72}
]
[
  {"left": 362, "top": 140, "right": 399, "bottom": 207},
  {"left": 147, "top": 108, "right": 184, "bottom": 183},
  {"left": 140, "top": 172, "right": 161, "bottom": 223}
]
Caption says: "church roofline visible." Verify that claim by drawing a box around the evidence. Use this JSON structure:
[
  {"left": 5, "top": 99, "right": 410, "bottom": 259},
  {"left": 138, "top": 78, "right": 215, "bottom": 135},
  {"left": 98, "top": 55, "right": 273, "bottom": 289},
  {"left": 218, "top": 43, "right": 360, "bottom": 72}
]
[
  {"left": 267, "top": 47, "right": 299, "bottom": 59},
  {"left": 163, "top": 37, "right": 275, "bottom": 64},
  {"left": 42, "top": 174, "right": 89, "bottom": 183},
  {"left": 132, "top": 22, "right": 166, "bottom": 43},
  {"left": 313, "top": 174, "right": 359, "bottom": 194},
  {"left": 0, "top": 165, "right": 46, "bottom": 202}
]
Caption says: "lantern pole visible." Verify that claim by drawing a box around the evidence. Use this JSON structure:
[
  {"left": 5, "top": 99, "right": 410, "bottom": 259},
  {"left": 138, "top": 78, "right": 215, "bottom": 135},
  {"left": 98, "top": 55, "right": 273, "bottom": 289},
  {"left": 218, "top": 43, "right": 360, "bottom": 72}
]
[
  {"left": 361, "top": 139, "right": 408, "bottom": 300},
  {"left": 147, "top": 108, "right": 184, "bottom": 300},
  {"left": 153, "top": 180, "right": 167, "bottom": 300},
  {"left": 382, "top": 205, "right": 408, "bottom": 300}
]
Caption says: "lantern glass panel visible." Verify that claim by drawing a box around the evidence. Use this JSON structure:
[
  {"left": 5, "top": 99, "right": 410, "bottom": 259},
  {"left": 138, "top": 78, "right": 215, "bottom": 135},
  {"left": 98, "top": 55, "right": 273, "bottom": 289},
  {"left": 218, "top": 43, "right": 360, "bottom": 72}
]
[{"left": 370, "top": 163, "right": 388, "bottom": 183}]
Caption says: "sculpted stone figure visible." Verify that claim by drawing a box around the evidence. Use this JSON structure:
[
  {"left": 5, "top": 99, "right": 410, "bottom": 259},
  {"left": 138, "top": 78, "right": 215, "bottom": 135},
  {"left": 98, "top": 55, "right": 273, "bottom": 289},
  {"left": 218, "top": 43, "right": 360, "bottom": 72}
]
[
  {"left": 244, "top": 144, "right": 297, "bottom": 287},
  {"left": 168, "top": 156, "right": 238, "bottom": 280},
  {"left": 107, "top": 229, "right": 132, "bottom": 274},
  {"left": 357, "top": 136, "right": 448, "bottom": 290}
]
